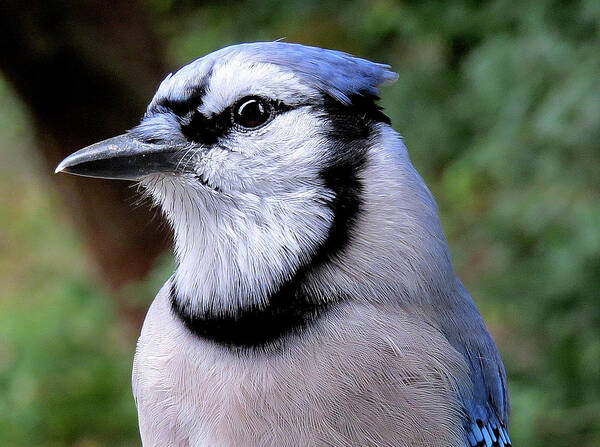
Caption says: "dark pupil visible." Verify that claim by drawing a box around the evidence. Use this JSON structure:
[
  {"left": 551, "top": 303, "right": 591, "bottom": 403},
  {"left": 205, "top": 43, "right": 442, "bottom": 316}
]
[{"left": 235, "top": 99, "right": 268, "bottom": 128}]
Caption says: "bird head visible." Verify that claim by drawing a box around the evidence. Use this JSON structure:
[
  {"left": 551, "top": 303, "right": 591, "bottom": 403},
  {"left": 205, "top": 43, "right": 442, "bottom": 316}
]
[{"left": 56, "top": 42, "right": 451, "bottom": 319}]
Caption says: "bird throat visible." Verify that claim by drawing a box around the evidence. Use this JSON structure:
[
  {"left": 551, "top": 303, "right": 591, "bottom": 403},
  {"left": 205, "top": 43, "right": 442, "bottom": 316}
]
[{"left": 168, "top": 147, "right": 366, "bottom": 348}]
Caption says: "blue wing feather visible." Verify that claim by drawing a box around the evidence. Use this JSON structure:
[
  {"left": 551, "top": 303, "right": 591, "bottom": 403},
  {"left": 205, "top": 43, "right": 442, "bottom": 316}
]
[
  {"left": 462, "top": 354, "right": 511, "bottom": 447},
  {"left": 436, "top": 283, "right": 511, "bottom": 447},
  {"left": 464, "top": 419, "right": 511, "bottom": 447}
]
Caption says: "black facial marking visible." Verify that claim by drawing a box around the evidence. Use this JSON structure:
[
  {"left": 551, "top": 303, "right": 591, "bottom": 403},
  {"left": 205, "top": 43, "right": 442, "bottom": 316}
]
[
  {"left": 156, "top": 84, "right": 207, "bottom": 117},
  {"left": 315, "top": 92, "right": 387, "bottom": 260},
  {"left": 180, "top": 98, "right": 291, "bottom": 146},
  {"left": 344, "top": 92, "right": 391, "bottom": 125},
  {"left": 171, "top": 92, "right": 388, "bottom": 349},
  {"left": 180, "top": 108, "right": 232, "bottom": 146}
]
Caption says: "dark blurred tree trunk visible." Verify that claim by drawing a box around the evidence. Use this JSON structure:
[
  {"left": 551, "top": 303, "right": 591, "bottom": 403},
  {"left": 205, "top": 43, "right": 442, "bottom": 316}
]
[{"left": 0, "top": 0, "right": 170, "bottom": 329}]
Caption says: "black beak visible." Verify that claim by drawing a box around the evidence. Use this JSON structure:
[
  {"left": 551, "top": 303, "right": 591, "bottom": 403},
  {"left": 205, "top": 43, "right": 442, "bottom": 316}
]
[{"left": 55, "top": 133, "right": 184, "bottom": 181}]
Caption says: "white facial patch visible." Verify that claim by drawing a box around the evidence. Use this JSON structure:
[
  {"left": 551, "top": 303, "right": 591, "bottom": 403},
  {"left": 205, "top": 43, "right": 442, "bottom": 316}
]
[{"left": 199, "top": 55, "right": 317, "bottom": 117}]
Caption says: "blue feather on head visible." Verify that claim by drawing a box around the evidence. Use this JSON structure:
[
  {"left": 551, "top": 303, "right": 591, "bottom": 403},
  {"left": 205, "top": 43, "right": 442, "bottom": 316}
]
[
  {"left": 230, "top": 41, "right": 399, "bottom": 104},
  {"left": 150, "top": 41, "right": 398, "bottom": 112}
]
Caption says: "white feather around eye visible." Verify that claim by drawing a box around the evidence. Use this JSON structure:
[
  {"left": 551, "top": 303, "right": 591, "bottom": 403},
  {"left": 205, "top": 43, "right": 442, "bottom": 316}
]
[{"left": 200, "top": 58, "right": 317, "bottom": 117}]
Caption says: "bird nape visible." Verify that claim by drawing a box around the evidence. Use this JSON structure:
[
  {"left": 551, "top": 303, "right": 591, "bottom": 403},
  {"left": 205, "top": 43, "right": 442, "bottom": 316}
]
[{"left": 56, "top": 41, "right": 510, "bottom": 447}]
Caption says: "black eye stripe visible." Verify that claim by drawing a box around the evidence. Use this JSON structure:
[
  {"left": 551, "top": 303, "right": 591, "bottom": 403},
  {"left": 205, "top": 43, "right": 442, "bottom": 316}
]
[
  {"left": 180, "top": 107, "right": 233, "bottom": 145},
  {"left": 155, "top": 85, "right": 207, "bottom": 117},
  {"left": 178, "top": 98, "right": 293, "bottom": 144}
]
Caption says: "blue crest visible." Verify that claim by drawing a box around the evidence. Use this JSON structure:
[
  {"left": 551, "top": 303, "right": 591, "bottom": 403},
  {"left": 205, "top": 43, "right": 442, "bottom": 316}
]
[{"left": 161, "top": 41, "right": 398, "bottom": 106}]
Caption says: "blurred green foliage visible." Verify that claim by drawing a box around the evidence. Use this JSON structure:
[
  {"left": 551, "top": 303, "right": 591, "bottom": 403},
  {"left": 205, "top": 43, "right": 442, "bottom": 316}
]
[
  {"left": 0, "top": 79, "right": 144, "bottom": 446},
  {"left": 1, "top": 0, "right": 599, "bottom": 446}
]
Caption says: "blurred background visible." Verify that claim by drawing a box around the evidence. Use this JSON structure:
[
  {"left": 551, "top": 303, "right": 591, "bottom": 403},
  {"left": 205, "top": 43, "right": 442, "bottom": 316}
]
[{"left": 0, "top": 0, "right": 598, "bottom": 445}]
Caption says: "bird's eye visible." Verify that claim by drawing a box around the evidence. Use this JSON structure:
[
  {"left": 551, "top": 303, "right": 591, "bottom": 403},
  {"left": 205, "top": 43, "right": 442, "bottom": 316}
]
[{"left": 233, "top": 97, "right": 272, "bottom": 129}]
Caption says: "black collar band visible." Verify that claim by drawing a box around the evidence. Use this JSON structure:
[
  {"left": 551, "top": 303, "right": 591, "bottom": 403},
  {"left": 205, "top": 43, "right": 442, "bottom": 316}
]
[{"left": 170, "top": 278, "right": 334, "bottom": 351}]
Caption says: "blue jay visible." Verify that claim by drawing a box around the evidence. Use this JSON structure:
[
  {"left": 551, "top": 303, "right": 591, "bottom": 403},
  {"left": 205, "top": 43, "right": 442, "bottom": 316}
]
[{"left": 56, "top": 42, "right": 510, "bottom": 447}]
